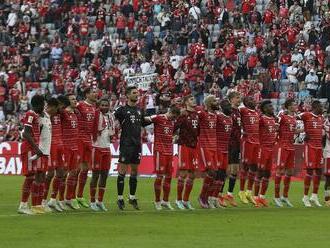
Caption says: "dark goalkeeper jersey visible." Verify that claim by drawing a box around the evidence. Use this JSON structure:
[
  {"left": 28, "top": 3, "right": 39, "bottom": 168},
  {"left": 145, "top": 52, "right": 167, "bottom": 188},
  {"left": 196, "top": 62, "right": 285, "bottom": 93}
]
[{"left": 115, "top": 104, "right": 145, "bottom": 148}]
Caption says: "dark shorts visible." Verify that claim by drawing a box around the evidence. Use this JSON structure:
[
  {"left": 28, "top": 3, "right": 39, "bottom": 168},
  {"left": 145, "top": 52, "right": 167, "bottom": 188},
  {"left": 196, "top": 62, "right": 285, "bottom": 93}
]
[
  {"left": 229, "top": 145, "right": 240, "bottom": 164},
  {"left": 118, "top": 145, "right": 142, "bottom": 165}
]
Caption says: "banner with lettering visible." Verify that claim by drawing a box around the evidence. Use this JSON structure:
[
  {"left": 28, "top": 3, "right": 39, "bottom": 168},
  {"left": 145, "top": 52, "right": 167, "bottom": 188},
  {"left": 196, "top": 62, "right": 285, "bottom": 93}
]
[
  {"left": 125, "top": 73, "right": 158, "bottom": 91},
  {"left": 0, "top": 142, "right": 304, "bottom": 178}
]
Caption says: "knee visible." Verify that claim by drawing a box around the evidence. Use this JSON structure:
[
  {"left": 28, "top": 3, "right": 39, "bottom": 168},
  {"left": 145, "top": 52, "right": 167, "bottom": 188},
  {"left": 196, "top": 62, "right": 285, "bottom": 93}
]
[
  {"left": 306, "top": 169, "right": 313, "bottom": 176},
  {"left": 206, "top": 170, "right": 216, "bottom": 178},
  {"left": 217, "top": 169, "right": 227, "bottom": 181},
  {"left": 263, "top": 170, "right": 271, "bottom": 178},
  {"left": 315, "top": 168, "right": 322, "bottom": 176},
  {"left": 47, "top": 170, "right": 55, "bottom": 178},
  {"left": 249, "top": 164, "right": 258, "bottom": 172}
]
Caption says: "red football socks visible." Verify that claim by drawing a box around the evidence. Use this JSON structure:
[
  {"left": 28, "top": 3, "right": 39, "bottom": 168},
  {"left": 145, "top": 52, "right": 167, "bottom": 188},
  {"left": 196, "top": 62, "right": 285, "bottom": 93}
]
[
  {"left": 58, "top": 178, "right": 66, "bottom": 201},
  {"left": 77, "top": 170, "right": 88, "bottom": 198},
  {"left": 154, "top": 176, "right": 162, "bottom": 202},
  {"left": 247, "top": 171, "right": 256, "bottom": 191},
  {"left": 274, "top": 174, "right": 282, "bottom": 198},
  {"left": 183, "top": 177, "right": 194, "bottom": 202},
  {"left": 254, "top": 176, "right": 261, "bottom": 196},
  {"left": 38, "top": 183, "right": 44, "bottom": 205},
  {"left": 50, "top": 176, "right": 60, "bottom": 199},
  {"left": 21, "top": 177, "right": 34, "bottom": 203},
  {"left": 283, "top": 175, "right": 291, "bottom": 198},
  {"left": 43, "top": 178, "right": 51, "bottom": 200},
  {"left": 212, "top": 180, "right": 223, "bottom": 198},
  {"left": 200, "top": 174, "right": 213, "bottom": 200},
  {"left": 312, "top": 175, "right": 321, "bottom": 194},
  {"left": 304, "top": 173, "right": 312, "bottom": 195},
  {"left": 66, "top": 174, "right": 77, "bottom": 200},
  {"left": 98, "top": 187, "right": 105, "bottom": 202},
  {"left": 31, "top": 182, "right": 39, "bottom": 206},
  {"left": 90, "top": 186, "right": 96, "bottom": 203},
  {"left": 163, "top": 177, "right": 172, "bottom": 202},
  {"left": 260, "top": 177, "right": 269, "bottom": 196},
  {"left": 177, "top": 176, "right": 184, "bottom": 201},
  {"left": 240, "top": 169, "right": 247, "bottom": 191}
]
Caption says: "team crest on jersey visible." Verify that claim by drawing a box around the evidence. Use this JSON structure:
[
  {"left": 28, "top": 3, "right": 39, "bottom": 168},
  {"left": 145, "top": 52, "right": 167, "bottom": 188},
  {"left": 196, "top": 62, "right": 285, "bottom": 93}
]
[
  {"left": 130, "top": 115, "right": 136, "bottom": 123},
  {"left": 209, "top": 121, "right": 215, "bottom": 128},
  {"left": 192, "top": 119, "right": 198, "bottom": 128},
  {"left": 86, "top": 113, "right": 93, "bottom": 121},
  {"left": 28, "top": 115, "right": 34, "bottom": 124},
  {"left": 53, "top": 116, "right": 60, "bottom": 124},
  {"left": 71, "top": 121, "right": 77, "bottom": 128},
  {"left": 164, "top": 127, "right": 170, "bottom": 134},
  {"left": 225, "top": 124, "right": 231, "bottom": 132}
]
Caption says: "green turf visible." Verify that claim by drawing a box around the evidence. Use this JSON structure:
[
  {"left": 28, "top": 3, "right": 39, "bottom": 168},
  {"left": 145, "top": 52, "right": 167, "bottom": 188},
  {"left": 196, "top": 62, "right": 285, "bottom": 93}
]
[{"left": 0, "top": 176, "right": 329, "bottom": 248}]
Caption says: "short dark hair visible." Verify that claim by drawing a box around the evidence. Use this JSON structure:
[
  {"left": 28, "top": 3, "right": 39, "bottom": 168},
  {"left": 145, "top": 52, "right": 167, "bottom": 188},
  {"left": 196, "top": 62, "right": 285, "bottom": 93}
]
[
  {"left": 62, "top": 94, "right": 75, "bottom": 107},
  {"left": 97, "top": 97, "right": 109, "bottom": 106},
  {"left": 312, "top": 100, "right": 321, "bottom": 109},
  {"left": 31, "top": 95, "right": 45, "bottom": 109},
  {"left": 260, "top": 100, "right": 272, "bottom": 114},
  {"left": 47, "top": 97, "right": 59, "bottom": 107},
  {"left": 57, "top": 95, "right": 67, "bottom": 105},
  {"left": 284, "top": 99, "right": 295, "bottom": 109},
  {"left": 83, "top": 87, "right": 92, "bottom": 97},
  {"left": 169, "top": 104, "right": 181, "bottom": 116},
  {"left": 126, "top": 86, "right": 138, "bottom": 95}
]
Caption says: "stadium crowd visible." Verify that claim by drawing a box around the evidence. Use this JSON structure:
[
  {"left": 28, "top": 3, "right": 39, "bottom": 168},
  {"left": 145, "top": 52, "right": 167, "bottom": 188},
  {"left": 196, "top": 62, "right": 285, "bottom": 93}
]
[{"left": 1, "top": 0, "right": 330, "bottom": 142}]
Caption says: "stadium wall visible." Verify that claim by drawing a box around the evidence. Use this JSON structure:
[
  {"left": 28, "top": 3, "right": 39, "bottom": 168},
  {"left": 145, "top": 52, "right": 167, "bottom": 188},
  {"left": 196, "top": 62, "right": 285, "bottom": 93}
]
[{"left": 0, "top": 142, "right": 305, "bottom": 178}]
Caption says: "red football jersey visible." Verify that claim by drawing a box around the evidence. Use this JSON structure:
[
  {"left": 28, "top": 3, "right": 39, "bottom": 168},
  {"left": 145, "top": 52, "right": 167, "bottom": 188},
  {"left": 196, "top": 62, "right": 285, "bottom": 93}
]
[
  {"left": 175, "top": 110, "right": 200, "bottom": 148},
  {"left": 300, "top": 112, "right": 324, "bottom": 148},
  {"left": 240, "top": 107, "right": 260, "bottom": 144},
  {"left": 230, "top": 107, "right": 241, "bottom": 147},
  {"left": 259, "top": 115, "right": 277, "bottom": 148},
  {"left": 22, "top": 110, "right": 40, "bottom": 151},
  {"left": 76, "top": 101, "right": 96, "bottom": 142},
  {"left": 216, "top": 113, "right": 233, "bottom": 152},
  {"left": 151, "top": 114, "right": 175, "bottom": 155},
  {"left": 61, "top": 109, "right": 79, "bottom": 150},
  {"left": 51, "top": 114, "right": 63, "bottom": 146},
  {"left": 278, "top": 114, "right": 297, "bottom": 150},
  {"left": 198, "top": 110, "right": 217, "bottom": 150}
]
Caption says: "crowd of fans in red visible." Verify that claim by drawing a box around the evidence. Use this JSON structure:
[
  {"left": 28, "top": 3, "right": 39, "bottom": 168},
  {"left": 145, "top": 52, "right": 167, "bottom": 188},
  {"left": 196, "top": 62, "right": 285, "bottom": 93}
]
[{"left": 0, "top": 0, "right": 330, "bottom": 142}]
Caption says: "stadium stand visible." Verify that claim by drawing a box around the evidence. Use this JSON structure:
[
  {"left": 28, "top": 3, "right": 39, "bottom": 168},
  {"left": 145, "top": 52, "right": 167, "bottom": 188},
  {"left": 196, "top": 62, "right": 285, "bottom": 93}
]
[{"left": 0, "top": 0, "right": 330, "bottom": 142}]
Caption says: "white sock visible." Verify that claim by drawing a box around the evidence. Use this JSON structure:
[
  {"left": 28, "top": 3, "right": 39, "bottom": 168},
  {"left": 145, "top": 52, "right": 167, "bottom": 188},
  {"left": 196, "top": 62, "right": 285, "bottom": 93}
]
[
  {"left": 227, "top": 192, "right": 233, "bottom": 196},
  {"left": 118, "top": 195, "right": 124, "bottom": 200},
  {"left": 259, "top": 195, "right": 265, "bottom": 199},
  {"left": 325, "top": 190, "right": 330, "bottom": 197},
  {"left": 129, "top": 195, "right": 135, "bottom": 200},
  {"left": 311, "top": 193, "right": 318, "bottom": 198}
]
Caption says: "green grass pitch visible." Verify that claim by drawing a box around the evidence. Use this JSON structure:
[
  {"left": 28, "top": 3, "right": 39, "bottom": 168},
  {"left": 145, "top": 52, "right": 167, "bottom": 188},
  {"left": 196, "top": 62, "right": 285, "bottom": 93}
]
[{"left": 0, "top": 176, "right": 329, "bottom": 248}]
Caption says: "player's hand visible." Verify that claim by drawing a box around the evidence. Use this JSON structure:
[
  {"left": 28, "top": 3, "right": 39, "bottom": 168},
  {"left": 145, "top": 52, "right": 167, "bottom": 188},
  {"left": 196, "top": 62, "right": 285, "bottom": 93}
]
[
  {"left": 36, "top": 148, "right": 43, "bottom": 157},
  {"left": 304, "top": 134, "right": 310, "bottom": 141}
]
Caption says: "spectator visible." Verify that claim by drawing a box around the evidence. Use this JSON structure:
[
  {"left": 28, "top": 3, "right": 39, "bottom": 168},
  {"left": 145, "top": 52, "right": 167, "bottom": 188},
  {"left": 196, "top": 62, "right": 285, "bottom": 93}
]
[
  {"left": 305, "top": 69, "right": 319, "bottom": 97},
  {"left": 286, "top": 61, "right": 298, "bottom": 85}
]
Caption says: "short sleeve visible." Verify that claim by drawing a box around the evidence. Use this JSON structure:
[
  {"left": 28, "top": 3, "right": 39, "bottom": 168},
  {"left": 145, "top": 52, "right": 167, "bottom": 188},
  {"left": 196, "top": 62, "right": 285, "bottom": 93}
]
[
  {"left": 150, "top": 115, "right": 160, "bottom": 124},
  {"left": 24, "top": 112, "right": 35, "bottom": 127},
  {"left": 298, "top": 112, "right": 308, "bottom": 121}
]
